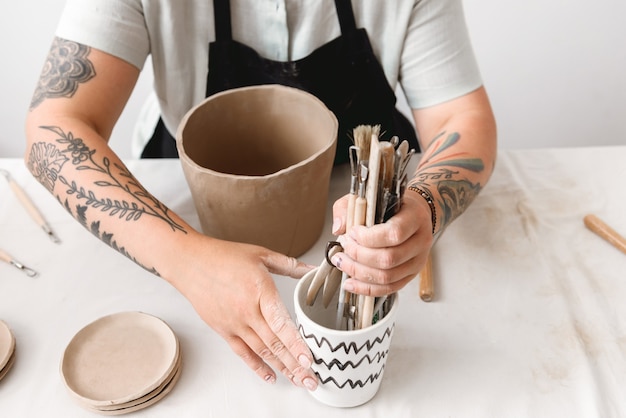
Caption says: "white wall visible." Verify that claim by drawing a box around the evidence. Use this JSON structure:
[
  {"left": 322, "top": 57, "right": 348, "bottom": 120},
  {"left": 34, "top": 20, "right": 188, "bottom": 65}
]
[
  {"left": 0, "top": 0, "right": 153, "bottom": 159},
  {"left": 1, "top": 0, "right": 624, "bottom": 159},
  {"left": 464, "top": 0, "right": 626, "bottom": 149}
]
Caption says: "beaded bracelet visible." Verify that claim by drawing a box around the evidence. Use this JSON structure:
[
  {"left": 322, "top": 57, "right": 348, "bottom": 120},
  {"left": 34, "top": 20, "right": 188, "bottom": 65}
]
[{"left": 407, "top": 185, "right": 437, "bottom": 235}]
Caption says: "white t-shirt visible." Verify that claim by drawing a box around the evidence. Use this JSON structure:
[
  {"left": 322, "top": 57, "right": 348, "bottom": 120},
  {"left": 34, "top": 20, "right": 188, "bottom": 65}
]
[{"left": 56, "top": 0, "right": 482, "bottom": 148}]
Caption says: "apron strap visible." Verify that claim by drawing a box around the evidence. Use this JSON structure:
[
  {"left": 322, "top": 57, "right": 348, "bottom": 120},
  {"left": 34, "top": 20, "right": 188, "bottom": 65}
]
[
  {"left": 334, "top": 0, "right": 358, "bottom": 33},
  {"left": 213, "top": 0, "right": 232, "bottom": 41}
]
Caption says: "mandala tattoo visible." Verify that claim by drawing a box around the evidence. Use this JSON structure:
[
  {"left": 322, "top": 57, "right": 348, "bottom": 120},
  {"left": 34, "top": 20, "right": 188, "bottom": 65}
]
[{"left": 30, "top": 38, "right": 96, "bottom": 109}]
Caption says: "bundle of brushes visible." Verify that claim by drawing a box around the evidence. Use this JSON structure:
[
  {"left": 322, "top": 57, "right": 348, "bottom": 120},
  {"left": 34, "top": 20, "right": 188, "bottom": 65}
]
[{"left": 306, "top": 125, "right": 415, "bottom": 330}]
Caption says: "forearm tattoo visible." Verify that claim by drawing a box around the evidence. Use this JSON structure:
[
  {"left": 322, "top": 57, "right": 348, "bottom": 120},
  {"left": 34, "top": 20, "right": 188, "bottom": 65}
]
[
  {"left": 30, "top": 37, "right": 96, "bottom": 109},
  {"left": 27, "top": 126, "right": 188, "bottom": 274},
  {"left": 412, "top": 132, "right": 484, "bottom": 229}
]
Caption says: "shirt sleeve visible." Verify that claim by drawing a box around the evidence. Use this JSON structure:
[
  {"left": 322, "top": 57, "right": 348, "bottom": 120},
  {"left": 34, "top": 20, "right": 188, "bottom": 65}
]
[
  {"left": 55, "top": 0, "right": 149, "bottom": 70},
  {"left": 400, "top": 0, "right": 483, "bottom": 109}
]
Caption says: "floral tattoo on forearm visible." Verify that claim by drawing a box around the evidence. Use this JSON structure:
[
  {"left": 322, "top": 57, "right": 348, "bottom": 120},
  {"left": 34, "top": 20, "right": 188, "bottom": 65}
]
[
  {"left": 27, "top": 126, "right": 187, "bottom": 274},
  {"left": 411, "top": 132, "right": 484, "bottom": 229},
  {"left": 30, "top": 37, "right": 96, "bottom": 109}
]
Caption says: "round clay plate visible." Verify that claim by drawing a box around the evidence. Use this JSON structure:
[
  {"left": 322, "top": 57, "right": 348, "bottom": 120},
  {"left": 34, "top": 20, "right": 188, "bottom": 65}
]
[
  {"left": 0, "top": 350, "right": 16, "bottom": 382},
  {"left": 60, "top": 311, "right": 179, "bottom": 407},
  {"left": 92, "top": 342, "right": 182, "bottom": 412},
  {"left": 0, "top": 320, "right": 16, "bottom": 373},
  {"left": 88, "top": 358, "right": 182, "bottom": 415}
]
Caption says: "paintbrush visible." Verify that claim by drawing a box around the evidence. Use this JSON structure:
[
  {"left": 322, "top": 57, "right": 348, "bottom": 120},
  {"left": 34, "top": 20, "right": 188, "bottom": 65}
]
[{"left": 353, "top": 124, "right": 376, "bottom": 166}]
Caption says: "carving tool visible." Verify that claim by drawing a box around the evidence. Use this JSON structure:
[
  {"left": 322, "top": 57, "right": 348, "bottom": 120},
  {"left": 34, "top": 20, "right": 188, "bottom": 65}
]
[
  {"left": 1, "top": 169, "right": 61, "bottom": 243},
  {"left": 360, "top": 141, "right": 396, "bottom": 329},
  {"left": 0, "top": 248, "right": 38, "bottom": 277},
  {"left": 346, "top": 146, "right": 359, "bottom": 229}
]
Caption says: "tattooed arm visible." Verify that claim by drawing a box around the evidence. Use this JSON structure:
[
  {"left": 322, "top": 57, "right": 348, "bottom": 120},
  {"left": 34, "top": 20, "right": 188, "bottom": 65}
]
[
  {"left": 410, "top": 86, "right": 497, "bottom": 234},
  {"left": 25, "top": 37, "right": 318, "bottom": 390},
  {"left": 331, "top": 87, "right": 497, "bottom": 296}
]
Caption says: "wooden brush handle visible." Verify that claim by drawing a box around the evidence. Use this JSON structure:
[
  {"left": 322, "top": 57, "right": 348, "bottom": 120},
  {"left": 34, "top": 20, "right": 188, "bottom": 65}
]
[
  {"left": 353, "top": 197, "right": 367, "bottom": 228},
  {"left": 346, "top": 194, "right": 357, "bottom": 230},
  {"left": 360, "top": 296, "right": 375, "bottom": 329},
  {"left": 420, "top": 253, "right": 434, "bottom": 302},
  {"left": 584, "top": 214, "right": 626, "bottom": 255}
]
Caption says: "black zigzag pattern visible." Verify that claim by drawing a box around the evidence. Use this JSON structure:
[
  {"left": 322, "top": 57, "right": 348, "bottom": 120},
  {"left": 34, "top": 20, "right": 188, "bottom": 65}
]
[
  {"left": 297, "top": 323, "right": 395, "bottom": 355},
  {"left": 315, "top": 364, "right": 386, "bottom": 389},
  {"left": 313, "top": 349, "right": 389, "bottom": 371}
]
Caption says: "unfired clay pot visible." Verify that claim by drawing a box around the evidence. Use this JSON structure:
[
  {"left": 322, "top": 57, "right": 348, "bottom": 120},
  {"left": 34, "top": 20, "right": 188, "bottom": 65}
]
[{"left": 176, "top": 85, "right": 338, "bottom": 257}]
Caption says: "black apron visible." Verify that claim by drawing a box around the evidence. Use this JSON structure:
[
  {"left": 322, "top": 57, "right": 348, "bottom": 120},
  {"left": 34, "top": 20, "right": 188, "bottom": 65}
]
[{"left": 142, "top": 0, "right": 419, "bottom": 163}]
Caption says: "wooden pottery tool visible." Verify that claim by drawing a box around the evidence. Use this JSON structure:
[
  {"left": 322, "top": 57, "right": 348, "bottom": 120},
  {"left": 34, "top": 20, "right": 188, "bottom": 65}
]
[
  {"left": 0, "top": 248, "right": 38, "bottom": 277},
  {"left": 584, "top": 214, "right": 626, "bottom": 255},
  {"left": 1, "top": 169, "right": 60, "bottom": 243},
  {"left": 419, "top": 252, "right": 434, "bottom": 302}
]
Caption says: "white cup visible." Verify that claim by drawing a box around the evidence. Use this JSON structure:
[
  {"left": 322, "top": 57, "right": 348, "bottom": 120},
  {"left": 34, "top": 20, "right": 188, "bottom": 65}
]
[{"left": 294, "top": 268, "right": 399, "bottom": 407}]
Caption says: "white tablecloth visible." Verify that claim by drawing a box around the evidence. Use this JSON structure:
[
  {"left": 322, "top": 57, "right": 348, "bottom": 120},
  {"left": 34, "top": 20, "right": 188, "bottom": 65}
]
[{"left": 1, "top": 146, "right": 625, "bottom": 417}]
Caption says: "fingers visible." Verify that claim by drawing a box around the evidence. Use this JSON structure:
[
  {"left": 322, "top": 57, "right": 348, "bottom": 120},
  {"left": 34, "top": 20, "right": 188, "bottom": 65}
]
[
  {"left": 333, "top": 250, "right": 424, "bottom": 296},
  {"left": 328, "top": 196, "right": 433, "bottom": 296},
  {"left": 257, "top": 298, "right": 318, "bottom": 390},
  {"left": 226, "top": 334, "right": 280, "bottom": 384},
  {"left": 344, "top": 273, "right": 416, "bottom": 296},
  {"left": 332, "top": 194, "right": 350, "bottom": 235},
  {"left": 262, "top": 251, "right": 315, "bottom": 278},
  {"left": 223, "top": 296, "right": 318, "bottom": 390}
]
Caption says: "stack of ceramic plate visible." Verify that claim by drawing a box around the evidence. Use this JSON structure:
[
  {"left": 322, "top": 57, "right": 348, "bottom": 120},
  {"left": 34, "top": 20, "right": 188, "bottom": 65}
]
[
  {"left": 0, "top": 319, "right": 16, "bottom": 382},
  {"left": 60, "top": 311, "right": 181, "bottom": 415}
]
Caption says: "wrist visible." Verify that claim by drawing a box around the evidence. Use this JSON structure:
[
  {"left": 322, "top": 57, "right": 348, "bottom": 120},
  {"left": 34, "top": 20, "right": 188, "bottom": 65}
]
[{"left": 407, "top": 185, "right": 436, "bottom": 235}]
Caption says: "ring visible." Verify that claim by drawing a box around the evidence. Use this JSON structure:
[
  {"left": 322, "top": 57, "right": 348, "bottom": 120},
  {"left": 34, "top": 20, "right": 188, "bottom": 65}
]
[{"left": 325, "top": 241, "right": 343, "bottom": 266}]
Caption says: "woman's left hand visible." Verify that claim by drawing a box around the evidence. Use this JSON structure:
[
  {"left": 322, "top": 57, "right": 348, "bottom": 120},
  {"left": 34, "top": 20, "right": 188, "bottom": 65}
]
[{"left": 330, "top": 191, "right": 433, "bottom": 296}]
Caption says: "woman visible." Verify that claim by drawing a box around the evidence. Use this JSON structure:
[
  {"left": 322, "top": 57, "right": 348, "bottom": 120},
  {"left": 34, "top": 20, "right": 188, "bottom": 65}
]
[{"left": 25, "top": 0, "right": 496, "bottom": 391}]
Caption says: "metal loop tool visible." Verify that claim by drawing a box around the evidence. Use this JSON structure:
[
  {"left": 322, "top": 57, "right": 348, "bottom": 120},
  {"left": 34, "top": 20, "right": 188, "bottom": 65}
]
[{"left": 0, "top": 248, "right": 38, "bottom": 278}]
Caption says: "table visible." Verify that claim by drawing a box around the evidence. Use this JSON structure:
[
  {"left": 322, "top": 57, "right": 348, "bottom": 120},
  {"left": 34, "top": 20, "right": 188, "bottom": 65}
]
[{"left": 1, "top": 146, "right": 625, "bottom": 417}]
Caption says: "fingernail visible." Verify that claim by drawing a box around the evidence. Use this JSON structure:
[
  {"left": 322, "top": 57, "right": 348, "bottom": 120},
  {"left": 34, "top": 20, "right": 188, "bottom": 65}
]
[
  {"left": 331, "top": 255, "right": 342, "bottom": 270},
  {"left": 332, "top": 217, "right": 341, "bottom": 234},
  {"left": 298, "top": 354, "right": 312, "bottom": 369},
  {"left": 343, "top": 281, "right": 355, "bottom": 292},
  {"left": 265, "top": 374, "right": 276, "bottom": 384},
  {"left": 303, "top": 377, "right": 318, "bottom": 391}
]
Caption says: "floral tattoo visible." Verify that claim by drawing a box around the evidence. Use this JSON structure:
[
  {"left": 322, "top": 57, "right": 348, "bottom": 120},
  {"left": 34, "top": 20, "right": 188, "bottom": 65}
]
[
  {"left": 27, "top": 126, "right": 187, "bottom": 274},
  {"left": 30, "top": 37, "right": 96, "bottom": 109}
]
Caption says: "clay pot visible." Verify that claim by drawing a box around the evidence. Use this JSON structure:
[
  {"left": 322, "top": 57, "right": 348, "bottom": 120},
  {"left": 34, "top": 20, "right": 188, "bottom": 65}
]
[{"left": 176, "top": 85, "right": 338, "bottom": 257}]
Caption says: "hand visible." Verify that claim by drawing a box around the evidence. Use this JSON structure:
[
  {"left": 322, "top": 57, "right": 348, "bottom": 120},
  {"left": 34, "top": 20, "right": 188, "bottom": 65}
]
[
  {"left": 172, "top": 233, "right": 318, "bottom": 390},
  {"left": 330, "top": 192, "right": 433, "bottom": 296}
]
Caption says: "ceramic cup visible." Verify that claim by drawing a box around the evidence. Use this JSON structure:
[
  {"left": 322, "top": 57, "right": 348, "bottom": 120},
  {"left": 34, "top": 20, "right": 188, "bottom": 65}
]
[
  {"left": 294, "top": 268, "right": 399, "bottom": 408},
  {"left": 176, "top": 85, "right": 338, "bottom": 257}
]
